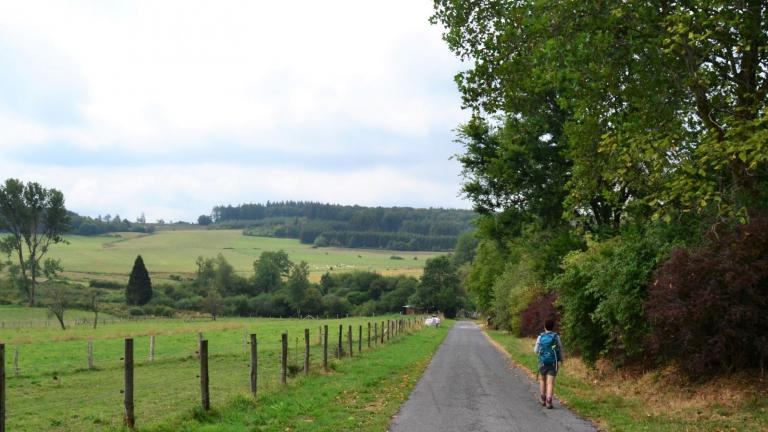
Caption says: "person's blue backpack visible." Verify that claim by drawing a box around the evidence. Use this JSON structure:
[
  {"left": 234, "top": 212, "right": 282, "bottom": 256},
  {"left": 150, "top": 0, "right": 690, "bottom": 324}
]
[{"left": 538, "top": 331, "right": 559, "bottom": 366}]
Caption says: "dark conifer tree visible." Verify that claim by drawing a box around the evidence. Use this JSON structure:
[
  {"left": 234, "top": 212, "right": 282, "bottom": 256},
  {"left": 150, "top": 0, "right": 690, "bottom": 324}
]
[{"left": 126, "top": 255, "right": 153, "bottom": 305}]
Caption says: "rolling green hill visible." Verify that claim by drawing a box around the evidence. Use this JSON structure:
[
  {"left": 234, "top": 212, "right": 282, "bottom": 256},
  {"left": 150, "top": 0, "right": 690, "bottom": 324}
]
[{"left": 45, "top": 229, "right": 442, "bottom": 285}]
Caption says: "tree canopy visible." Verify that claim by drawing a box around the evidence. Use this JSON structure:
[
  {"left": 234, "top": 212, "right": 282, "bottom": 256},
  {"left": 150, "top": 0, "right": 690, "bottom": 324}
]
[
  {"left": 432, "top": 0, "right": 768, "bottom": 228},
  {"left": 432, "top": 0, "right": 768, "bottom": 375}
]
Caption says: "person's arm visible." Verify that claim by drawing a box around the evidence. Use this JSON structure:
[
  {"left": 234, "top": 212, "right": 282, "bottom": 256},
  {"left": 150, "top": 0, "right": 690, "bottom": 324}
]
[
  {"left": 533, "top": 335, "right": 541, "bottom": 354},
  {"left": 556, "top": 334, "right": 564, "bottom": 362}
]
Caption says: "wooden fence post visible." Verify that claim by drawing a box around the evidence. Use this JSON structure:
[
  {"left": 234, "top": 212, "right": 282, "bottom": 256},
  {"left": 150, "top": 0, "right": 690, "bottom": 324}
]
[
  {"left": 374, "top": 322, "right": 378, "bottom": 346},
  {"left": 242, "top": 331, "right": 247, "bottom": 357},
  {"left": 358, "top": 325, "right": 362, "bottom": 353},
  {"left": 200, "top": 340, "right": 210, "bottom": 411},
  {"left": 124, "top": 338, "right": 135, "bottom": 429},
  {"left": 304, "top": 328, "right": 310, "bottom": 375},
  {"left": 367, "top": 322, "right": 371, "bottom": 348},
  {"left": 337, "top": 325, "right": 343, "bottom": 358},
  {"left": 249, "top": 334, "right": 257, "bottom": 397},
  {"left": 323, "top": 325, "right": 329, "bottom": 371},
  {"left": 380, "top": 321, "right": 385, "bottom": 344},
  {"left": 318, "top": 326, "right": 322, "bottom": 345},
  {"left": 347, "top": 325, "right": 353, "bottom": 358},
  {"left": 387, "top": 320, "right": 390, "bottom": 342},
  {"left": 281, "top": 332, "right": 288, "bottom": 385},
  {"left": 1, "top": 343, "right": 5, "bottom": 432},
  {"left": 87, "top": 341, "right": 94, "bottom": 370},
  {"left": 149, "top": 336, "right": 155, "bottom": 362},
  {"left": 197, "top": 332, "right": 203, "bottom": 359}
]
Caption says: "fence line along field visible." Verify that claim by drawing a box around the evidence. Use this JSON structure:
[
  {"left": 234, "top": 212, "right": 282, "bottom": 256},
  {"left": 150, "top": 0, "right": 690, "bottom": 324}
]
[
  {"left": 44, "top": 229, "right": 441, "bottom": 284},
  {"left": 0, "top": 311, "right": 427, "bottom": 431}
]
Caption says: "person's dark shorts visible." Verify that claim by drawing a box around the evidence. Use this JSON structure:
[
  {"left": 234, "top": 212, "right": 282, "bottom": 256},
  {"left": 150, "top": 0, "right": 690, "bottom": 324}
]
[{"left": 538, "top": 362, "right": 558, "bottom": 376}]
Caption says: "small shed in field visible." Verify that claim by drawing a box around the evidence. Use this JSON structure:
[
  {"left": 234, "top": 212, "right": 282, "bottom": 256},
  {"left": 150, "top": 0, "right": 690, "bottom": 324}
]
[{"left": 402, "top": 305, "right": 423, "bottom": 315}]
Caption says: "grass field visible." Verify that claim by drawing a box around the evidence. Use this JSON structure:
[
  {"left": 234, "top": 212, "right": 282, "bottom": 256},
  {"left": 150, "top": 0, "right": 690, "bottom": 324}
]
[
  {"left": 486, "top": 329, "right": 768, "bottom": 432},
  {"left": 147, "top": 321, "right": 451, "bottom": 432},
  {"left": 44, "top": 230, "right": 441, "bottom": 284},
  {"left": 0, "top": 307, "right": 433, "bottom": 431},
  {"left": 0, "top": 305, "right": 116, "bottom": 326}
]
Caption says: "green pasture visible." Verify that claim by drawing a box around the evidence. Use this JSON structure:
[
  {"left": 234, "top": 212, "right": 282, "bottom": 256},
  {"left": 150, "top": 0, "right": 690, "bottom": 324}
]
[
  {"left": 44, "top": 230, "right": 440, "bottom": 284},
  {"left": 0, "top": 305, "right": 116, "bottom": 325},
  {"left": 148, "top": 321, "right": 452, "bottom": 432},
  {"left": 1, "top": 312, "right": 426, "bottom": 431}
]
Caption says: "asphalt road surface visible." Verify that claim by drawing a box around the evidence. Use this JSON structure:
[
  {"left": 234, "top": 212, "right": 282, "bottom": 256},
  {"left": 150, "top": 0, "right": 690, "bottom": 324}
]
[{"left": 389, "top": 321, "right": 596, "bottom": 432}]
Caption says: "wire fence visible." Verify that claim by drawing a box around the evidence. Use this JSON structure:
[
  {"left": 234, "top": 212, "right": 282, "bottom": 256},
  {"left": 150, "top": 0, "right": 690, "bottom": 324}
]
[{"left": 0, "top": 316, "right": 427, "bottom": 432}]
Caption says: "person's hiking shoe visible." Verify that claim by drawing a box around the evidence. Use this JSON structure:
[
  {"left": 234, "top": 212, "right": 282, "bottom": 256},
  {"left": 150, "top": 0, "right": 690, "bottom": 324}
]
[
  {"left": 546, "top": 398, "right": 554, "bottom": 409},
  {"left": 540, "top": 395, "right": 546, "bottom": 406}
]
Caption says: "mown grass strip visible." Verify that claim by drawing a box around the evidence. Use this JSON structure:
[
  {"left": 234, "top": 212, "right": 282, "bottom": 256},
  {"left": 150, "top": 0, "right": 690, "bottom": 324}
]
[
  {"left": 143, "top": 322, "right": 451, "bottom": 432},
  {"left": 487, "top": 330, "right": 768, "bottom": 432}
]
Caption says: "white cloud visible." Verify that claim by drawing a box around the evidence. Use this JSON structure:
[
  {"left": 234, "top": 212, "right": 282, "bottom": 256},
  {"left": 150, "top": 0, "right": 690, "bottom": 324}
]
[
  {"left": 0, "top": 162, "right": 467, "bottom": 221},
  {"left": 0, "top": 1, "right": 471, "bottom": 216},
  {"left": 0, "top": 0, "right": 463, "bottom": 150}
]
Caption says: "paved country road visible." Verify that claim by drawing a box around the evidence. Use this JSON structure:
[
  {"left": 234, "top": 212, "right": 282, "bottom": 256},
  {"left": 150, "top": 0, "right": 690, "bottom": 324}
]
[{"left": 389, "top": 321, "right": 597, "bottom": 432}]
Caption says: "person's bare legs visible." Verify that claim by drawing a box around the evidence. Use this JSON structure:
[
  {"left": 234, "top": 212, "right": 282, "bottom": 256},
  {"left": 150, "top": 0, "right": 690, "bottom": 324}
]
[
  {"left": 545, "top": 374, "right": 556, "bottom": 408},
  {"left": 538, "top": 375, "right": 547, "bottom": 405}
]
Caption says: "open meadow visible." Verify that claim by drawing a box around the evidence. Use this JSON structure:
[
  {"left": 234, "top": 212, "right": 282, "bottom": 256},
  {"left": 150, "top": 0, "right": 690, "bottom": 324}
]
[
  {"left": 44, "top": 229, "right": 442, "bottom": 285},
  {"left": 0, "top": 306, "right": 441, "bottom": 431}
]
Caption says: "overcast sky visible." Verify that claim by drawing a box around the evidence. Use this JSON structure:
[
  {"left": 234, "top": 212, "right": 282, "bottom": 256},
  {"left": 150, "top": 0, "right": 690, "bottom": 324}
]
[{"left": 0, "top": 1, "right": 470, "bottom": 222}]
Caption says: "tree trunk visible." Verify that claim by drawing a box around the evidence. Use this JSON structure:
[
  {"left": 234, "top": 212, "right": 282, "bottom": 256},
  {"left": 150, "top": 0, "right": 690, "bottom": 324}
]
[{"left": 55, "top": 312, "right": 65, "bottom": 330}]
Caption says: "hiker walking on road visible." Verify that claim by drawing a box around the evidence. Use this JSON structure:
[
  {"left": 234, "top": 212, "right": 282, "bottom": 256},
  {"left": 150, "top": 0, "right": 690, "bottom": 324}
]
[{"left": 534, "top": 319, "right": 563, "bottom": 409}]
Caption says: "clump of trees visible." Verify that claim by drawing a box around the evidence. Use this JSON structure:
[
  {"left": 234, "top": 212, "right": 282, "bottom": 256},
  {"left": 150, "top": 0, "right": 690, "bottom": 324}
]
[
  {"left": 135, "top": 250, "right": 468, "bottom": 319},
  {"left": 432, "top": 0, "right": 768, "bottom": 377},
  {"left": 69, "top": 212, "right": 155, "bottom": 236}
]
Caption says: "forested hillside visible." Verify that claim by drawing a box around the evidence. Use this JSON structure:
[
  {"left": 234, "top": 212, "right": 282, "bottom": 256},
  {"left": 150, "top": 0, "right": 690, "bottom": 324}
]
[
  {"left": 207, "top": 201, "right": 476, "bottom": 251},
  {"left": 433, "top": 0, "right": 768, "bottom": 377}
]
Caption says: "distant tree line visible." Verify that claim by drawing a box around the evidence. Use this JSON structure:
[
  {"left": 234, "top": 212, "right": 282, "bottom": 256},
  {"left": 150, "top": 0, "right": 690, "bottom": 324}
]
[
  {"left": 68, "top": 212, "right": 155, "bottom": 235},
  {"left": 206, "top": 201, "right": 476, "bottom": 251}
]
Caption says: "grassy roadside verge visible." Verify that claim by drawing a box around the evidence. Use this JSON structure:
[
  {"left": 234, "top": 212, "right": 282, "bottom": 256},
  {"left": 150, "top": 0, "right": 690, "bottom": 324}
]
[
  {"left": 142, "top": 322, "right": 452, "bottom": 432},
  {"left": 486, "top": 329, "right": 768, "bottom": 432}
]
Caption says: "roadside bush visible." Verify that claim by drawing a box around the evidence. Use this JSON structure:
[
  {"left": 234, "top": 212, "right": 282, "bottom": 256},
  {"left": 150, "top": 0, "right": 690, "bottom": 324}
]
[
  {"left": 551, "top": 242, "right": 610, "bottom": 365},
  {"left": 491, "top": 256, "right": 543, "bottom": 334},
  {"left": 519, "top": 292, "right": 558, "bottom": 337},
  {"left": 647, "top": 214, "right": 768, "bottom": 376},
  {"left": 553, "top": 227, "right": 670, "bottom": 365}
]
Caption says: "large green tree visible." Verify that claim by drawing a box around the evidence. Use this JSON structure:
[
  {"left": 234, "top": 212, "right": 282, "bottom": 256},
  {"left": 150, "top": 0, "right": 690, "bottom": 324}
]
[
  {"left": 0, "top": 178, "right": 70, "bottom": 306},
  {"left": 126, "top": 255, "right": 153, "bottom": 306},
  {"left": 412, "top": 255, "right": 465, "bottom": 318},
  {"left": 287, "top": 260, "right": 310, "bottom": 316},
  {"left": 433, "top": 0, "right": 768, "bottom": 227},
  {"left": 252, "top": 250, "right": 292, "bottom": 293}
]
